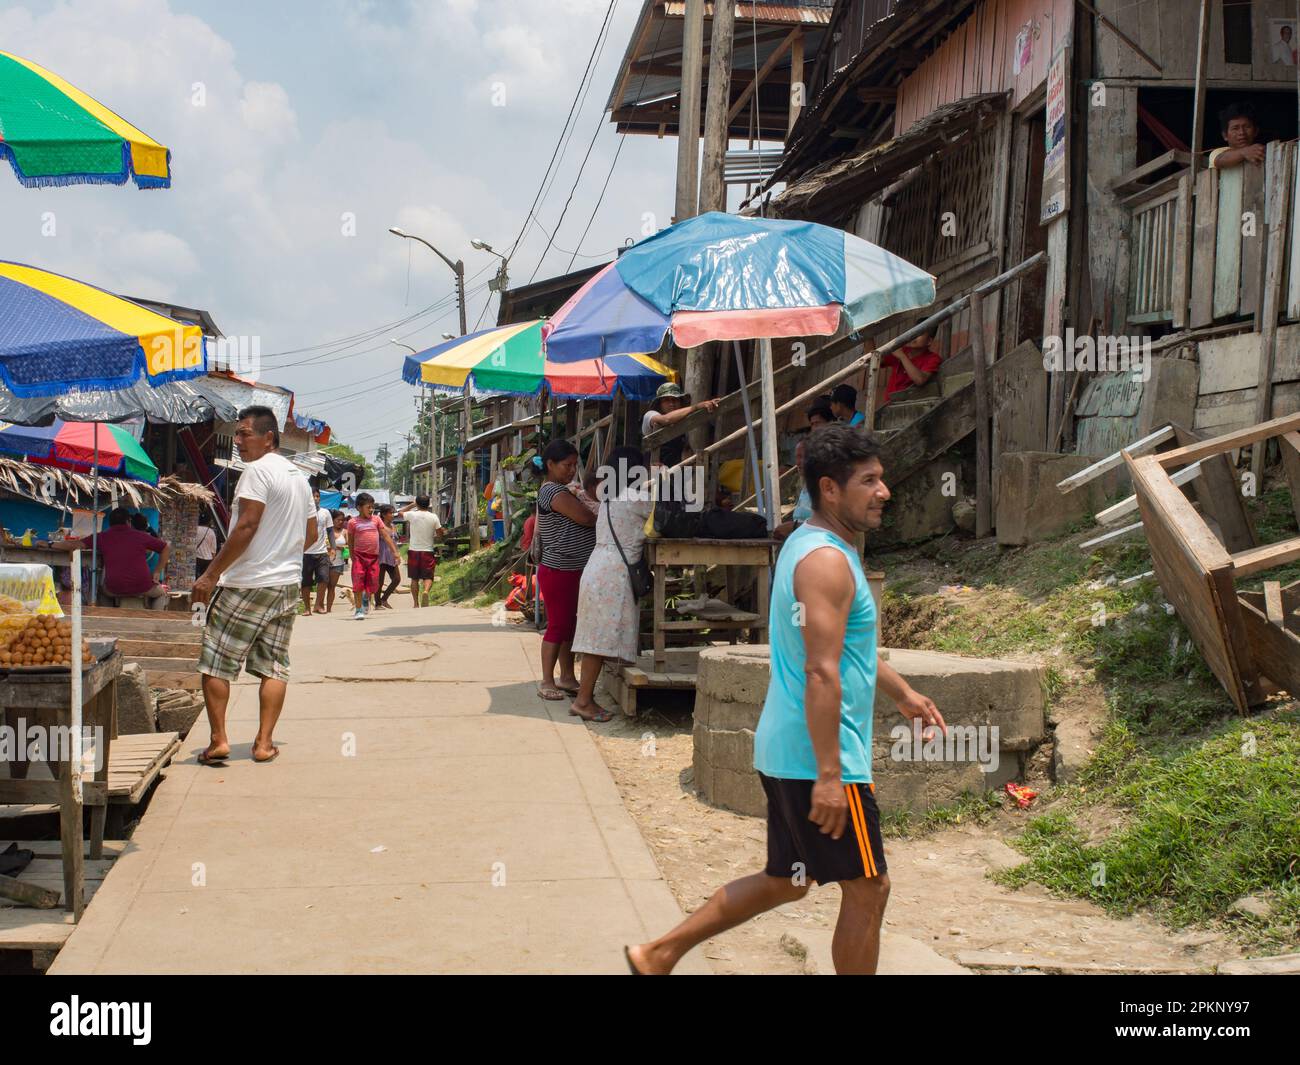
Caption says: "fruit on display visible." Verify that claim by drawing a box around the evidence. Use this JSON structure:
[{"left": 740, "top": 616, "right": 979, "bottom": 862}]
[{"left": 0, "top": 614, "right": 91, "bottom": 668}]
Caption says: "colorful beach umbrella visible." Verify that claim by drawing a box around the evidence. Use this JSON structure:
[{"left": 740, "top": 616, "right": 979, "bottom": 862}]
[
  {"left": 542, "top": 212, "right": 936, "bottom": 360},
  {"left": 0, "top": 419, "right": 158, "bottom": 484},
  {"left": 400, "top": 320, "right": 675, "bottom": 400},
  {"left": 0, "top": 262, "right": 205, "bottom": 397},
  {"left": 0, "top": 51, "right": 171, "bottom": 188}
]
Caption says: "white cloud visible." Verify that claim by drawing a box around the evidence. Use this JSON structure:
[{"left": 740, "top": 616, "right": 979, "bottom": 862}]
[{"left": 0, "top": 0, "right": 677, "bottom": 449}]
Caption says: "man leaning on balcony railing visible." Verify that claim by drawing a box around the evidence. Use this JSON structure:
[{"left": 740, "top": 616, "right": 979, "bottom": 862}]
[{"left": 1210, "top": 102, "right": 1267, "bottom": 170}]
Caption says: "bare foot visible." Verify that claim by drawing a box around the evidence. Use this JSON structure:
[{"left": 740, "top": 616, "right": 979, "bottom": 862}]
[
  {"left": 537, "top": 685, "right": 566, "bottom": 701},
  {"left": 557, "top": 676, "right": 580, "bottom": 693},
  {"left": 625, "top": 942, "right": 671, "bottom": 976},
  {"left": 251, "top": 743, "right": 280, "bottom": 763}
]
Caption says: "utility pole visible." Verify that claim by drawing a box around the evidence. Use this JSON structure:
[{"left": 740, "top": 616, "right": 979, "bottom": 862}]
[
  {"left": 388, "top": 225, "right": 478, "bottom": 550},
  {"left": 674, "top": 0, "right": 705, "bottom": 223},
  {"left": 699, "top": 0, "right": 735, "bottom": 215},
  {"left": 691, "top": 0, "right": 735, "bottom": 456},
  {"left": 377, "top": 443, "right": 391, "bottom": 490}
]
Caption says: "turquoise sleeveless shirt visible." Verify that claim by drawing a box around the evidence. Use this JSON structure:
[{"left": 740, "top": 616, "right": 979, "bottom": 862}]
[{"left": 753, "top": 523, "right": 878, "bottom": 783}]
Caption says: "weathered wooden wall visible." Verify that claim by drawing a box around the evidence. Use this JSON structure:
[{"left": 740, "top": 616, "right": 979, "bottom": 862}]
[
  {"left": 894, "top": 0, "right": 1075, "bottom": 134},
  {"left": 1095, "top": 0, "right": 1300, "bottom": 82}
]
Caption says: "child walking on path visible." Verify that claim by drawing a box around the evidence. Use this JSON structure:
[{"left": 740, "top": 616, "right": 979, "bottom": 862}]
[
  {"left": 376, "top": 504, "right": 402, "bottom": 609},
  {"left": 346, "top": 494, "right": 397, "bottom": 619}
]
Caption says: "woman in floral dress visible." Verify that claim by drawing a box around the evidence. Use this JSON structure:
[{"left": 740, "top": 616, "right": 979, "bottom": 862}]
[{"left": 570, "top": 446, "right": 654, "bottom": 721}]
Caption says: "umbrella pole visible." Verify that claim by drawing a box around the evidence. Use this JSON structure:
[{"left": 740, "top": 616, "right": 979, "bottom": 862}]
[
  {"left": 90, "top": 427, "right": 99, "bottom": 604},
  {"left": 757, "top": 338, "right": 782, "bottom": 534},
  {"left": 732, "top": 341, "right": 767, "bottom": 520}
]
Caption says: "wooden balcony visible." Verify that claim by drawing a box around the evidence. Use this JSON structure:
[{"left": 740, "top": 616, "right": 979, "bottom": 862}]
[{"left": 1123, "top": 142, "right": 1300, "bottom": 330}]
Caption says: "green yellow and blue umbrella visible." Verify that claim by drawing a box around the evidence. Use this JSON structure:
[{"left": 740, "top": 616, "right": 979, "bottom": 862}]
[
  {"left": 0, "top": 262, "right": 205, "bottom": 397},
  {"left": 400, "top": 320, "right": 675, "bottom": 400},
  {"left": 0, "top": 50, "right": 170, "bottom": 188}
]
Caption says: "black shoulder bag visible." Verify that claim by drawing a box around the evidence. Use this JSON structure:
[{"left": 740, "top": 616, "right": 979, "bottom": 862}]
[{"left": 607, "top": 501, "right": 652, "bottom": 599}]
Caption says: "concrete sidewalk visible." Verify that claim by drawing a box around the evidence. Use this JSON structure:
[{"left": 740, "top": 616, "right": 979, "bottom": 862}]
[{"left": 49, "top": 599, "right": 708, "bottom": 974}]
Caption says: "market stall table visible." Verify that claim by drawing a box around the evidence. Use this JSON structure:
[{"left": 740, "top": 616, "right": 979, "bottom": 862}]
[
  {"left": 0, "top": 644, "right": 120, "bottom": 918},
  {"left": 646, "top": 538, "right": 774, "bottom": 671}
]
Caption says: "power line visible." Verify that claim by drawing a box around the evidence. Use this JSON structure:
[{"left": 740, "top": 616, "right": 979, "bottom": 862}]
[
  {"left": 503, "top": 0, "right": 620, "bottom": 266},
  {"left": 563, "top": 13, "right": 667, "bottom": 273}
]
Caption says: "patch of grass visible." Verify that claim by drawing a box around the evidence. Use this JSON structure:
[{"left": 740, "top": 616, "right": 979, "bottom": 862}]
[
  {"left": 882, "top": 789, "right": 1004, "bottom": 840},
  {"left": 425, "top": 542, "right": 510, "bottom": 606},
  {"left": 999, "top": 717, "right": 1300, "bottom": 950}
]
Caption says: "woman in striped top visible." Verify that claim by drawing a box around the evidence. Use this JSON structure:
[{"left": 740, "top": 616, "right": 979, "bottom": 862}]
[{"left": 535, "top": 438, "right": 597, "bottom": 700}]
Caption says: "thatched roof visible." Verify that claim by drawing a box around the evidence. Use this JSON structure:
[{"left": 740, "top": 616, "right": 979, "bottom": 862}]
[{"left": 0, "top": 457, "right": 214, "bottom": 509}]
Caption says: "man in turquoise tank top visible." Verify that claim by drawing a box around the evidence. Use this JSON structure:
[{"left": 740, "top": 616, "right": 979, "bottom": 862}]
[{"left": 627, "top": 424, "right": 946, "bottom": 975}]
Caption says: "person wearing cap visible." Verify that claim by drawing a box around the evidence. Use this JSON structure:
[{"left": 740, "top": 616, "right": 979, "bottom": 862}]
[
  {"left": 829, "top": 384, "right": 866, "bottom": 428},
  {"left": 641, "top": 382, "right": 721, "bottom": 467}
]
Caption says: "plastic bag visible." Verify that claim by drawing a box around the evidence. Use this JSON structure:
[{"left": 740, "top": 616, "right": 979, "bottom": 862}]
[{"left": 0, "top": 564, "right": 63, "bottom": 616}]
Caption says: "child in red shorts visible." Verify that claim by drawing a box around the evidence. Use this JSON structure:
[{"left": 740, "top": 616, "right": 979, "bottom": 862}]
[{"left": 346, "top": 493, "right": 396, "bottom": 619}]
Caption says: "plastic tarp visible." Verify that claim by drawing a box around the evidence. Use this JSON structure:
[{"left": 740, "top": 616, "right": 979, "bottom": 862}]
[{"left": 0, "top": 376, "right": 238, "bottom": 426}]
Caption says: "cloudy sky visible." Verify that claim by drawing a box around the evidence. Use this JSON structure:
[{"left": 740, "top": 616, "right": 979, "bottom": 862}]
[{"left": 0, "top": 0, "right": 681, "bottom": 460}]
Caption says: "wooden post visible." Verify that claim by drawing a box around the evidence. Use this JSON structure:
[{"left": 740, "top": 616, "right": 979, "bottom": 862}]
[
  {"left": 788, "top": 30, "right": 804, "bottom": 135},
  {"left": 1182, "top": 0, "right": 1211, "bottom": 325},
  {"left": 863, "top": 350, "right": 880, "bottom": 433},
  {"left": 1252, "top": 142, "right": 1294, "bottom": 482},
  {"left": 66, "top": 551, "right": 85, "bottom": 918},
  {"left": 466, "top": 394, "right": 481, "bottom": 551},
  {"left": 675, "top": 0, "right": 706, "bottom": 222},
  {"left": 699, "top": 0, "right": 735, "bottom": 214},
  {"left": 758, "top": 337, "right": 782, "bottom": 533},
  {"left": 969, "top": 292, "right": 992, "bottom": 537}
]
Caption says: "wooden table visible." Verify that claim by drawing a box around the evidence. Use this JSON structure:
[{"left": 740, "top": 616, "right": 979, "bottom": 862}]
[
  {"left": 645, "top": 538, "right": 774, "bottom": 671},
  {"left": 0, "top": 647, "right": 120, "bottom": 919},
  {"left": 0, "top": 544, "right": 75, "bottom": 567}
]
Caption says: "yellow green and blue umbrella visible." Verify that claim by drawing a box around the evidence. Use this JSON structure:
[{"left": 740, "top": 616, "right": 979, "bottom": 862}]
[
  {"left": 0, "top": 50, "right": 170, "bottom": 188},
  {"left": 0, "top": 261, "right": 205, "bottom": 397},
  {"left": 401, "top": 320, "right": 675, "bottom": 400}
]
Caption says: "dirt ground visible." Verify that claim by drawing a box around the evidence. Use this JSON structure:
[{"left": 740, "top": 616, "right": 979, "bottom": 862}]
[{"left": 586, "top": 689, "right": 1245, "bottom": 976}]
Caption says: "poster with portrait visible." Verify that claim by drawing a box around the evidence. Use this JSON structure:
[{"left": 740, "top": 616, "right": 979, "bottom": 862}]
[{"left": 1269, "top": 19, "right": 1297, "bottom": 67}]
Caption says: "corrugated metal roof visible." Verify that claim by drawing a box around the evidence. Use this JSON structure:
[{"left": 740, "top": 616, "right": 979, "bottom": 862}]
[{"left": 662, "top": 2, "right": 833, "bottom": 24}]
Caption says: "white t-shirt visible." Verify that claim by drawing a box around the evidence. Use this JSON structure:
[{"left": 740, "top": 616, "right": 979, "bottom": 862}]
[
  {"left": 219, "top": 453, "right": 315, "bottom": 589},
  {"left": 305, "top": 506, "right": 332, "bottom": 555},
  {"left": 405, "top": 509, "right": 442, "bottom": 552}
]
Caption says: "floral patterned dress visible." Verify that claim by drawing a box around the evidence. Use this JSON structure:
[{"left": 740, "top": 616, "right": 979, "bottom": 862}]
[{"left": 571, "top": 493, "right": 654, "bottom": 663}]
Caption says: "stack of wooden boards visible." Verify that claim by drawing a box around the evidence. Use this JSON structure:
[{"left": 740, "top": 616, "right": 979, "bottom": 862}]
[
  {"left": 80, "top": 605, "right": 200, "bottom": 691},
  {"left": 1068, "top": 413, "right": 1300, "bottom": 713}
]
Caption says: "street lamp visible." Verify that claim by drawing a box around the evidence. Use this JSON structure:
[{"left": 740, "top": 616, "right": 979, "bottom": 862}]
[
  {"left": 388, "top": 226, "right": 467, "bottom": 336},
  {"left": 390, "top": 338, "right": 418, "bottom": 355},
  {"left": 472, "top": 238, "right": 510, "bottom": 293},
  {"left": 389, "top": 225, "right": 477, "bottom": 548}
]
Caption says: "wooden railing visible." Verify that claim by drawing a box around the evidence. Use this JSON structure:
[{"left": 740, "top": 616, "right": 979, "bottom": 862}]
[
  {"left": 1128, "top": 182, "right": 1180, "bottom": 323},
  {"left": 1123, "top": 141, "right": 1300, "bottom": 329}
]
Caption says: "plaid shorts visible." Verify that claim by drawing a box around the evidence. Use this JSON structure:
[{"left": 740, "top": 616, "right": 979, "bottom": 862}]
[{"left": 198, "top": 584, "right": 299, "bottom": 683}]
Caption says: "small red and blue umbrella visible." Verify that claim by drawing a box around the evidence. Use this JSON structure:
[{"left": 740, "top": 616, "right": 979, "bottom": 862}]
[{"left": 0, "top": 419, "right": 158, "bottom": 483}]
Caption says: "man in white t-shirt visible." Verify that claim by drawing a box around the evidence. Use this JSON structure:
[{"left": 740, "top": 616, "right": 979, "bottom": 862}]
[
  {"left": 191, "top": 406, "right": 315, "bottom": 766},
  {"left": 397, "top": 493, "right": 444, "bottom": 607},
  {"left": 300, "top": 485, "right": 335, "bottom": 616}
]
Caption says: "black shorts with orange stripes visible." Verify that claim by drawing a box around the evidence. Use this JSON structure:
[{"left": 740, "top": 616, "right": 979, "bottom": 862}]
[{"left": 758, "top": 772, "right": 887, "bottom": 885}]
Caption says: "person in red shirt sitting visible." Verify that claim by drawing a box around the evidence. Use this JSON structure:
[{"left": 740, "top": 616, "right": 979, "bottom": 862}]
[
  {"left": 876, "top": 331, "right": 942, "bottom": 410},
  {"left": 55, "top": 507, "right": 171, "bottom": 609}
]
